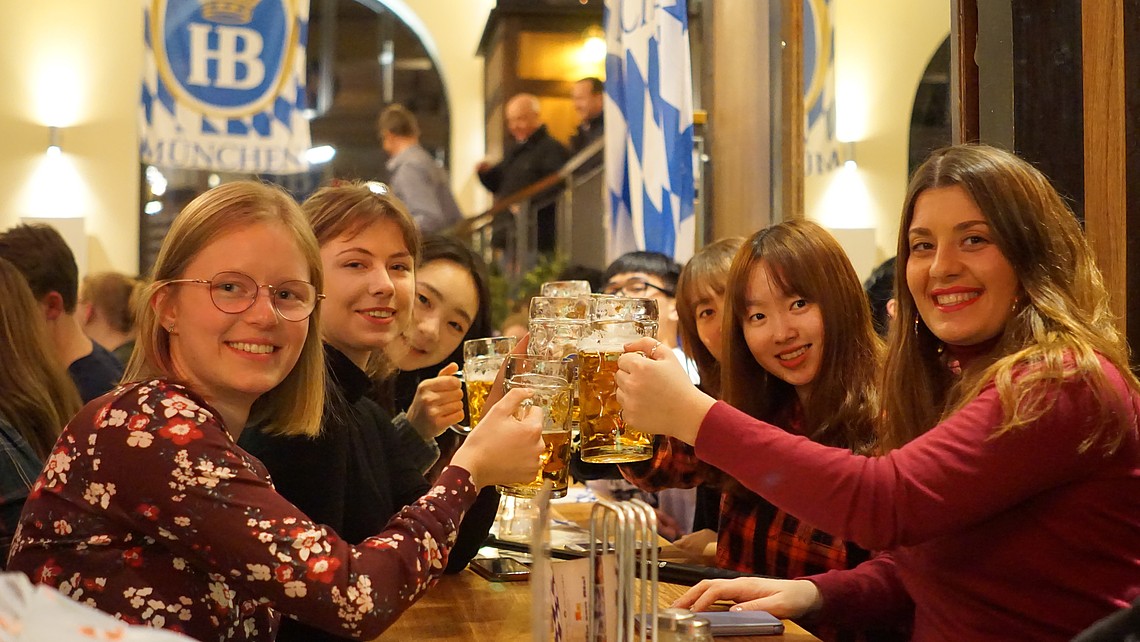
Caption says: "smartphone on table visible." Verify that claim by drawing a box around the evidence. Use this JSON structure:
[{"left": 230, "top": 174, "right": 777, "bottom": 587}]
[
  {"left": 469, "top": 556, "right": 530, "bottom": 582},
  {"left": 699, "top": 610, "right": 785, "bottom": 636}
]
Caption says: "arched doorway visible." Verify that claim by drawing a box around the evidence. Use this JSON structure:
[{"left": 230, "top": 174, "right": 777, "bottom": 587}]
[{"left": 907, "top": 37, "right": 952, "bottom": 177}]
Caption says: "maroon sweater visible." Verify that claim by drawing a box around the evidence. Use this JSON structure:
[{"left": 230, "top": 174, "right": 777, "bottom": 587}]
[
  {"left": 694, "top": 359, "right": 1140, "bottom": 641},
  {"left": 9, "top": 380, "right": 477, "bottom": 641}
]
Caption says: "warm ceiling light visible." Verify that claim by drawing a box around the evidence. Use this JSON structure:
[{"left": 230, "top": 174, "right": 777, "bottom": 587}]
[{"left": 582, "top": 25, "right": 606, "bottom": 63}]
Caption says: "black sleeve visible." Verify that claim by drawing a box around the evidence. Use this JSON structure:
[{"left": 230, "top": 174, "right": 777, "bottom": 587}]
[
  {"left": 1071, "top": 595, "right": 1140, "bottom": 642},
  {"left": 445, "top": 486, "right": 500, "bottom": 574},
  {"left": 478, "top": 161, "right": 504, "bottom": 193},
  {"left": 569, "top": 449, "right": 625, "bottom": 481},
  {"left": 238, "top": 423, "right": 349, "bottom": 535},
  {"left": 541, "top": 138, "right": 571, "bottom": 174},
  {"left": 369, "top": 405, "right": 432, "bottom": 510}
]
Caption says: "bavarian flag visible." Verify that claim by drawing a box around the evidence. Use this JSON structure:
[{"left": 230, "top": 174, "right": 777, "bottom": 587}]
[{"left": 603, "top": 0, "right": 696, "bottom": 264}]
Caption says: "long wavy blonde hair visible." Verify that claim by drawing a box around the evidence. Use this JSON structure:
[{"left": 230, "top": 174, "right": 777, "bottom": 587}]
[{"left": 881, "top": 145, "right": 1139, "bottom": 454}]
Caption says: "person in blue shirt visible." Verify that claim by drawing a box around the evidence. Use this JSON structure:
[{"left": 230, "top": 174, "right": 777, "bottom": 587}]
[{"left": 0, "top": 224, "right": 123, "bottom": 401}]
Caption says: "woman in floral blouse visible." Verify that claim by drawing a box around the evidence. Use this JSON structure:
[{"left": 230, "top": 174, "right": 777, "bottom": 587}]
[{"left": 8, "top": 181, "right": 544, "bottom": 642}]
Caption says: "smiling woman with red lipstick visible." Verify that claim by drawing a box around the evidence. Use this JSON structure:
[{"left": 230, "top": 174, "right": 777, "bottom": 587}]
[{"left": 615, "top": 145, "right": 1140, "bottom": 641}]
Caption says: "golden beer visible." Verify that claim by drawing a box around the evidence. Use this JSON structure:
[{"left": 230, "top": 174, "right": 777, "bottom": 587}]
[
  {"left": 499, "top": 373, "right": 572, "bottom": 498},
  {"left": 464, "top": 375, "right": 495, "bottom": 428},
  {"left": 457, "top": 336, "right": 516, "bottom": 433},
  {"left": 577, "top": 349, "right": 653, "bottom": 463},
  {"left": 503, "top": 430, "right": 572, "bottom": 498}
]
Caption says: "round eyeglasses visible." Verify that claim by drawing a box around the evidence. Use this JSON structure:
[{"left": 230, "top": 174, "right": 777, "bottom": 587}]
[{"left": 163, "top": 271, "right": 323, "bottom": 322}]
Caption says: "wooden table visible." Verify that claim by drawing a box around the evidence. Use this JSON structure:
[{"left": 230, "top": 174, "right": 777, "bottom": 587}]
[
  {"left": 379, "top": 497, "right": 820, "bottom": 640},
  {"left": 377, "top": 570, "right": 821, "bottom": 640}
]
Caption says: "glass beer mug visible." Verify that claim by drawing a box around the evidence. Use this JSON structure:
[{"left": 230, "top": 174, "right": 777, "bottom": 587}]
[
  {"left": 497, "top": 355, "right": 573, "bottom": 498},
  {"left": 528, "top": 296, "right": 589, "bottom": 423},
  {"left": 576, "top": 296, "right": 658, "bottom": 463},
  {"left": 540, "top": 280, "right": 593, "bottom": 298},
  {"left": 451, "top": 336, "right": 516, "bottom": 434}
]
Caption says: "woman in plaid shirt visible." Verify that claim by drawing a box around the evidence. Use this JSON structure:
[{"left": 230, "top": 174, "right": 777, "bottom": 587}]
[{"left": 620, "top": 223, "right": 880, "bottom": 579}]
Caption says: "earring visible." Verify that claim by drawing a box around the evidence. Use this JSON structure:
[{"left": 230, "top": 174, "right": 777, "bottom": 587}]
[
  {"left": 913, "top": 315, "right": 920, "bottom": 336},
  {"left": 166, "top": 323, "right": 176, "bottom": 334}
]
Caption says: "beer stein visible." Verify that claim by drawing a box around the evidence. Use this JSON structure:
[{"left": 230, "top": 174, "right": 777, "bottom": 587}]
[
  {"left": 497, "top": 355, "right": 573, "bottom": 498},
  {"left": 576, "top": 297, "right": 655, "bottom": 463},
  {"left": 540, "top": 280, "right": 593, "bottom": 297},
  {"left": 451, "top": 336, "right": 516, "bottom": 434}
]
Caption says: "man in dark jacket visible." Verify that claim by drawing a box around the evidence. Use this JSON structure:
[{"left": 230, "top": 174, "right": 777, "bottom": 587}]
[
  {"left": 476, "top": 93, "right": 569, "bottom": 252},
  {"left": 569, "top": 77, "right": 604, "bottom": 154}
]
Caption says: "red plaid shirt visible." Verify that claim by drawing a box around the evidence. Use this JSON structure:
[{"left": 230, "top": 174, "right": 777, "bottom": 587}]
[{"left": 619, "top": 413, "right": 868, "bottom": 577}]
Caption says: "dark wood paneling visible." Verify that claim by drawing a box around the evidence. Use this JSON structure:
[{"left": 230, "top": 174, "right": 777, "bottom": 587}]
[
  {"left": 1012, "top": 0, "right": 1085, "bottom": 218},
  {"left": 1123, "top": 0, "right": 1140, "bottom": 349},
  {"left": 952, "top": 0, "right": 980, "bottom": 143}
]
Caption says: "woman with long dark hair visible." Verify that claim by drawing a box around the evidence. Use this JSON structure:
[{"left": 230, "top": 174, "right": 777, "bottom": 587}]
[
  {"left": 382, "top": 235, "right": 502, "bottom": 573},
  {"left": 618, "top": 228, "right": 884, "bottom": 640}
]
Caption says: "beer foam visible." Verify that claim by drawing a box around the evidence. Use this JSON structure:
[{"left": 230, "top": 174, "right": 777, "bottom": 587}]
[
  {"left": 576, "top": 334, "right": 633, "bottom": 353},
  {"left": 464, "top": 356, "right": 500, "bottom": 381},
  {"left": 507, "top": 373, "right": 568, "bottom": 390}
]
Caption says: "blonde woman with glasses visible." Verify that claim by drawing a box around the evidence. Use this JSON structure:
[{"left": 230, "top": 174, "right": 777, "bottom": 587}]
[{"left": 9, "top": 181, "right": 543, "bottom": 642}]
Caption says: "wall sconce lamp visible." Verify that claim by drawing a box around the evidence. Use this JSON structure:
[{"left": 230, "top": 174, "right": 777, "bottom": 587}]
[
  {"left": 47, "top": 126, "right": 62, "bottom": 157},
  {"left": 839, "top": 141, "right": 856, "bottom": 169}
]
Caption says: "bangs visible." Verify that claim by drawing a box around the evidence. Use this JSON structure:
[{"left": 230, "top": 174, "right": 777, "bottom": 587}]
[
  {"left": 757, "top": 251, "right": 814, "bottom": 302},
  {"left": 680, "top": 269, "right": 728, "bottom": 307}
]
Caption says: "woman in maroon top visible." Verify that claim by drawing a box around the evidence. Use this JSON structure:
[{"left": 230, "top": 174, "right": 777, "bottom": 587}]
[
  {"left": 8, "top": 181, "right": 544, "bottom": 642},
  {"left": 618, "top": 230, "right": 881, "bottom": 582},
  {"left": 614, "top": 145, "right": 1140, "bottom": 641}
]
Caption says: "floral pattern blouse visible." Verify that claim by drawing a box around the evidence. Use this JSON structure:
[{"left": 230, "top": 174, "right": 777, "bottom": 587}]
[{"left": 7, "top": 380, "right": 477, "bottom": 642}]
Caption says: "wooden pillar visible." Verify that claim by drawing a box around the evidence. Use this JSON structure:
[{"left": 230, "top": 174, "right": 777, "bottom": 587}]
[
  {"left": 777, "top": 0, "right": 804, "bottom": 221},
  {"left": 706, "top": 0, "right": 802, "bottom": 238},
  {"left": 1082, "top": 0, "right": 1135, "bottom": 340},
  {"left": 707, "top": 0, "right": 775, "bottom": 239}
]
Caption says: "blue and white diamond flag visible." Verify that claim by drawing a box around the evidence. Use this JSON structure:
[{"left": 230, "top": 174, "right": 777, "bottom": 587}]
[
  {"left": 140, "top": 0, "right": 311, "bottom": 173},
  {"left": 603, "top": 0, "right": 696, "bottom": 264}
]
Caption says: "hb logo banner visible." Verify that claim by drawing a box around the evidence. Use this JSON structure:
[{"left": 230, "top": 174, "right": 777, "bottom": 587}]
[{"left": 140, "top": 0, "right": 311, "bottom": 173}]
